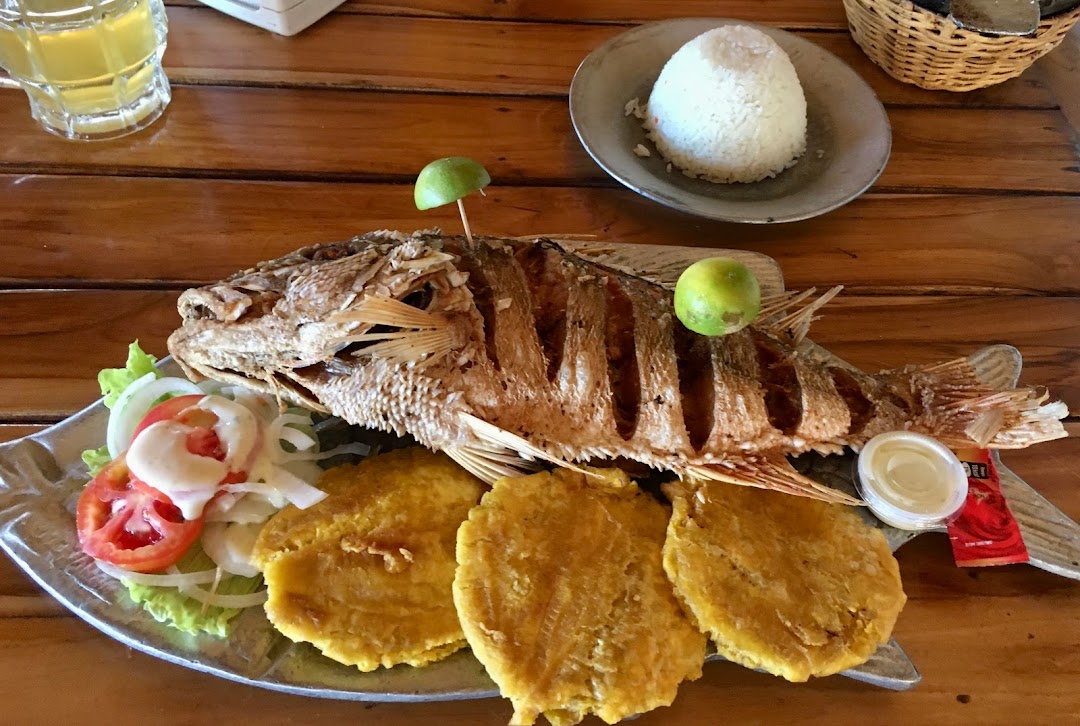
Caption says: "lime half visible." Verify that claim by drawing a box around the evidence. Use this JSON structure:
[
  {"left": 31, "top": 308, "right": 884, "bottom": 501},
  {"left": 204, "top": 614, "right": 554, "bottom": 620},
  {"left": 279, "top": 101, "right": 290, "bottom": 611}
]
[{"left": 414, "top": 157, "right": 491, "bottom": 210}]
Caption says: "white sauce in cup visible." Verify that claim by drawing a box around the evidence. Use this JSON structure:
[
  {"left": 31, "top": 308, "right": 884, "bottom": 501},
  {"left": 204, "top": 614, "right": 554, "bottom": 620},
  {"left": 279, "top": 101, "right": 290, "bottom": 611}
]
[{"left": 856, "top": 431, "right": 968, "bottom": 531}]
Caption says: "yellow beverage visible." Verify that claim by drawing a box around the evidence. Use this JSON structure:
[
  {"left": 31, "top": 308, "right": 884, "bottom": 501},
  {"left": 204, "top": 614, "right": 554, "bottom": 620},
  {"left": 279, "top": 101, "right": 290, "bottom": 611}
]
[{"left": 0, "top": 0, "right": 170, "bottom": 140}]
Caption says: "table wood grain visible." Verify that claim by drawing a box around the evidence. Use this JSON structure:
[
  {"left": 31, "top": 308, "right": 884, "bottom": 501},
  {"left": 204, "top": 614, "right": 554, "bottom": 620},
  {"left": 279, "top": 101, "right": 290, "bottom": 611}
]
[{"left": 1, "top": 2, "right": 1078, "bottom": 724}]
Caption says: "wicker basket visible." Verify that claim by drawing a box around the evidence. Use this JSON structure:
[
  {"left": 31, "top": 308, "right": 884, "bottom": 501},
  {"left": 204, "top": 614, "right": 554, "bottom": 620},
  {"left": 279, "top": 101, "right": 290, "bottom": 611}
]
[{"left": 843, "top": 0, "right": 1080, "bottom": 91}]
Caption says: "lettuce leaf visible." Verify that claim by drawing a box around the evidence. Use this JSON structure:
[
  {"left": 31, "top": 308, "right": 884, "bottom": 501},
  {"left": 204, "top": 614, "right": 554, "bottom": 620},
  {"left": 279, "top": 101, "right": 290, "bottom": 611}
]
[
  {"left": 99, "top": 340, "right": 161, "bottom": 409},
  {"left": 121, "top": 544, "right": 262, "bottom": 638},
  {"left": 125, "top": 583, "right": 238, "bottom": 638},
  {"left": 82, "top": 341, "right": 163, "bottom": 475},
  {"left": 81, "top": 446, "right": 111, "bottom": 476}
]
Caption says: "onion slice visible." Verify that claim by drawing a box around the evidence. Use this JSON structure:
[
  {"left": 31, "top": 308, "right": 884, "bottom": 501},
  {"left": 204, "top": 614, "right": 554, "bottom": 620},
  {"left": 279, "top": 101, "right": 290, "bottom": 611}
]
[
  {"left": 201, "top": 522, "right": 263, "bottom": 578},
  {"left": 96, "top": 560, "right": 218, "bottom": 587},
  {"left": 270, "top": 468, "right": 328, "bottom": 510},
  {"left": 107, "top": 375, "right": 203, "bottom": 457},
  {"left": 177, "top": 584, "right": 268, "bottom": 609},
  {"left": 280, "top": 442, "right": 371, "bottom": 463}
]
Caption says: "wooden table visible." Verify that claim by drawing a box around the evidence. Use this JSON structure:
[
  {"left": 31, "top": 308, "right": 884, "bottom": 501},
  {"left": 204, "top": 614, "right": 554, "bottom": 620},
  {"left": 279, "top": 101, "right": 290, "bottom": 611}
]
[{"left": 2, "top": 2, "right": 1079, "bottom": 723}]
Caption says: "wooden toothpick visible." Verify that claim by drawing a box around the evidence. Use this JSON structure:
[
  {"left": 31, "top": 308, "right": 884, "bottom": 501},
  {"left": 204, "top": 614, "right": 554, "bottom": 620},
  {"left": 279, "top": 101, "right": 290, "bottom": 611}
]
[{"left": 457, "top": 198, "right": 474, "bottom": 245}]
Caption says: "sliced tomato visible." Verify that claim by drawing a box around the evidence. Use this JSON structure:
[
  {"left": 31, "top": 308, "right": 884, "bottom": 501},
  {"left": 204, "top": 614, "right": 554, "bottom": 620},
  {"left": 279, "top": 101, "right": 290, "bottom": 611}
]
[
  {"left": 77, "top": 457, "right": 202, "bottom": 573},
  {"left": 132, "top": 393, "right": 245, "bottom": 474},
  {"left": 131, "top": 394, "right": 205, "bottom": 443},
  {"left": 126, "top": 393, "right": 249, "bottom": 506}
]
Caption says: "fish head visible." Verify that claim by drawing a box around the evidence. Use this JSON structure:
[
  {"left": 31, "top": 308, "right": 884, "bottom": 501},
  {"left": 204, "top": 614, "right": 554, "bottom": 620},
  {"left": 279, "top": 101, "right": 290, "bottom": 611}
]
[{"left": 167, "top": 230, "right": 482, "bottom": 423}]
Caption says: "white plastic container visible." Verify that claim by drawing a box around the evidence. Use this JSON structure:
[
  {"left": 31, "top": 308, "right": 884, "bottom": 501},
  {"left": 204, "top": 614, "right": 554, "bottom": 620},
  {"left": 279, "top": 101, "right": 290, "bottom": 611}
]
[
  {"left": 856, "top": 431, "right": 968, "bottom": 531},
  {"left": 197, "top": 0, "right": 345, "bottom": 36}
]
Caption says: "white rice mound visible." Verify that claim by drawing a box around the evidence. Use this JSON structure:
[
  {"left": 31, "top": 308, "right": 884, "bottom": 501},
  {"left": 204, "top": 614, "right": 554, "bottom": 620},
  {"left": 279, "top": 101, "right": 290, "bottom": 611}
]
[{"left": 643, "top": 26, "right": 807, "bottom": 184}]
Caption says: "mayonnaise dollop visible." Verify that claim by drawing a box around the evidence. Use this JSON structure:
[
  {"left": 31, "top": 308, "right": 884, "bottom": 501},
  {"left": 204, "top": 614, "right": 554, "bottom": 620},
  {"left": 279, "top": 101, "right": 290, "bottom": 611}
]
[
  {"left": 856, "top": 431, "right": 968, "bottom": 531},
  {"left": 196, "top": 396, "right": 260, "bottom": 471},
  {"left": 127, "top": 420, "right": 230, "bottom": 520},
  {"left": 126, "top": 396, "right": 262, "bottom": 520}
]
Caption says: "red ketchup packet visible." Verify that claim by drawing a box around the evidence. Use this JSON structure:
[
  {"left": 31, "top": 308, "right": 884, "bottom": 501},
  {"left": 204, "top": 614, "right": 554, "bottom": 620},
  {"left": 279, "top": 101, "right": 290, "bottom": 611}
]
[{"left": 947, "top": 449, "right": 1029, "bottom": 567}]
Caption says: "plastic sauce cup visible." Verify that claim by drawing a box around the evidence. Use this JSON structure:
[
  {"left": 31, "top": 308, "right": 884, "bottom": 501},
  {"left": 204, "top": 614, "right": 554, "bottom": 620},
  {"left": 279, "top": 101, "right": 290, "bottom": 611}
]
[{"left": 856, "top": 431, "right": 968, "bottom": 531}]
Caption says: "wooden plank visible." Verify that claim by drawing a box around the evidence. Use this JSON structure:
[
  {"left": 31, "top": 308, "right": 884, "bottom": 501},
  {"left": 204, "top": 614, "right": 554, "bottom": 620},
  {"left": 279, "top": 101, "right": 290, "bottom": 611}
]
[
  {"left": 158, "top": 9, "right": 1056, "bottom": 108},
  {"left": 1037, "top": 26, "right": 1080, "bottom": 133},
  {"left": 0, "top": 88, "right": 1076, "bottom": 192},
  {"left": 318, "top": 0, "right": 855, "bottom": 28},
  {"left": 0, "top": 590, "right": 1076, "bottom": 723},
  {"left": 0, "top": 425, "right": 44, "bottom": 443},
  {"left": 3, "top": 176, "right": 1079, "bottom": 295},
  {"left": 0, "top": 291, "right": 1077, "bottom": 419}
]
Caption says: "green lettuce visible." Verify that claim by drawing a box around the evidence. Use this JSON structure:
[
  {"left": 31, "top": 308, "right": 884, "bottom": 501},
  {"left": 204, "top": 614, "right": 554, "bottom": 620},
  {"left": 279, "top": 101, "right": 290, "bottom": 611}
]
[
  {"left": 81, "top": 446, "right": 111, "bottom": 476},
  {"left": 125, "top": 583, "right": 238, "bottom": 638},
  {"left": 99, "top": 340, "right": 161, "bottom": 409},
  {"left": 121, "top": 546, "right": 262, "bottom": 638},
  {"left": 82, "top": 341, "right": 163, "bottom": 475}
]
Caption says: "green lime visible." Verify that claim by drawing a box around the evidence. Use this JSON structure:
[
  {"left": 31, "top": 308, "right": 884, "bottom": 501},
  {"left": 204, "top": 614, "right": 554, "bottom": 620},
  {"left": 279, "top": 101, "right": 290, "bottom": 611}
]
[
  {"left": 414, "top": 157, "right": 491, "bottom": 210},
  {"left": 674, "top": 258, "right": 761, "bottom": 336}
]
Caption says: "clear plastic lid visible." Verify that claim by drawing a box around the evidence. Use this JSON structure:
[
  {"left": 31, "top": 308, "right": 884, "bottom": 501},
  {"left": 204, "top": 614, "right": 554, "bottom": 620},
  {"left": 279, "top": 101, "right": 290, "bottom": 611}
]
[{"left": 856, "top": 431, "right": 968, "bottom": 531}]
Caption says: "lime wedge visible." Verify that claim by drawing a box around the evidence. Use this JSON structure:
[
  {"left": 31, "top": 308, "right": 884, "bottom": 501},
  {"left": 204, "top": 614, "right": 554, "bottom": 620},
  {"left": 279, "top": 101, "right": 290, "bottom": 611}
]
[
  {"left": 414, "top": 157, "right": 491, "bottom": 210},
  {"left": 674, "top": 258, "right": 761, "bottom": 336}
]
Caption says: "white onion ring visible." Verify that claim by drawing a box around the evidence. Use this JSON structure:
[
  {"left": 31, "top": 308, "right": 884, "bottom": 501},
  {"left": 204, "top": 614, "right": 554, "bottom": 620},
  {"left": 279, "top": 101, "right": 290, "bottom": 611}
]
[
  {"left": 107, "top": 375, "right": 203, "bottom": 457},
  {"left": 96, "top": 560, "right": 218, "bottom": 587},
  {"left": 276, "top": 425, "right": 317, "bottom": 453},
  {"left": 201, "top": 522, "right": 262, "bottom": 578},
  {"left": 280, "top": 442, "right": 371, "bottom": 463}
]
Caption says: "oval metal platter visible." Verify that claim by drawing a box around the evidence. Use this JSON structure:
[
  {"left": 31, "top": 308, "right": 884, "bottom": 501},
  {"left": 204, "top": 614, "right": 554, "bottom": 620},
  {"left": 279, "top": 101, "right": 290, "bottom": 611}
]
[{"left": 3, "top": 243, "right": 1079, "bottom": 702}]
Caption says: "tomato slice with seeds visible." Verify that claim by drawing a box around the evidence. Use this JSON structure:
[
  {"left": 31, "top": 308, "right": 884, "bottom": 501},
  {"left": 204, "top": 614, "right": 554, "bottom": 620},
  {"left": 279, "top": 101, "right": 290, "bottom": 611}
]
[
  {"left": 131, "top": 394, "right": 206, "bottom": 443},
  {"left": 76, "top": 457, "right": 202, "bottom": 573},
  {"left": 132, "top": 394, "right": 250, "bottom": 485}
]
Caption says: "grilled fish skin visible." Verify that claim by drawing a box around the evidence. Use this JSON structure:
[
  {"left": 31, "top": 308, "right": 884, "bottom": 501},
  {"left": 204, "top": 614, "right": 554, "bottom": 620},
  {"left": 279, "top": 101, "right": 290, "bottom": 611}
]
[{"left": 168, "top": 230, "right": 1067, "bottom": 502}]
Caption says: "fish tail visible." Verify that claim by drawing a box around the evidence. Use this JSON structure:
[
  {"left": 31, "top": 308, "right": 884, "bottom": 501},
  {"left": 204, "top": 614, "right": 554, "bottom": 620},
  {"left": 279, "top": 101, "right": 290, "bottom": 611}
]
[{"left": 886, "top": 357, "right": 1068, "bottom": 449}]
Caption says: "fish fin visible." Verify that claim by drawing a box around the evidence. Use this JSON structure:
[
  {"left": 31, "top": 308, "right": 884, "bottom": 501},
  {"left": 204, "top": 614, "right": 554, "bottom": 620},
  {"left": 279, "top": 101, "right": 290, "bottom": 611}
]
[
  {"left": 758, "top": 286, "right": 843, "bottom": 345},
  {"left": 342, "top": 330, "right": 456, "bottom": 365},
  {"left": 458, "top": 413, "right": 591, "bottom": 475},
  {"left": 444, "top": 444, "right": 539, "bottom": 485},
  {"left": 331, "top": 295, "right": 454, "bottom": 365},
  {"left": 898, "top": 358, "right": 1068, "bottom": 449},
  {"left": 555, "top": 241, "right": 785, "bottom": 296},
  {"left": 329, "top": 294, "right": 448, "bottom": 329},
  {"left": 686, "top": 456, "right": 862, "bottom": 505}
]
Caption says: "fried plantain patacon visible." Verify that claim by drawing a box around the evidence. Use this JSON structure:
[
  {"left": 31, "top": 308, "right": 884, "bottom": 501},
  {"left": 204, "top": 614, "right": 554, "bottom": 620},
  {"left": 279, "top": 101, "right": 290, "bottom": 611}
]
[
  {"left": 454, "top": 467, "right": 706, "bottom": 726},
  {"left": 663, "top": 480, "right": 906, "bottom": 682},
  {"left": 252, "top": 447, "right": 484, "bottom": 671}
]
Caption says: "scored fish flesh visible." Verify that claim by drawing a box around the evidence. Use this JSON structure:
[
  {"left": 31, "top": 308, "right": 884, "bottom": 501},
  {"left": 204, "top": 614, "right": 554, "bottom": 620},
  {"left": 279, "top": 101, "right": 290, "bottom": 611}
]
[{"left": 168, "top": 231, "right": 1068, "bottom": 503}]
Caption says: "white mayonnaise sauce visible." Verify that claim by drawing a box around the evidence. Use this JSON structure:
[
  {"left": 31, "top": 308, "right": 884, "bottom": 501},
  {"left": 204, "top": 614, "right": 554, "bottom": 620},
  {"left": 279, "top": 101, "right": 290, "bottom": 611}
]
[
  {"left": 197, "top": 396, "right": 260, "bottom": 471},
  {"left": 127, "top": 420, "right": 230, "bottom": 520},
  {"left": 126, "top": 396, "right": 263, "bottom": 520},
  {"left": 856, "top": 431, "right": 968, "bottom": 531}
]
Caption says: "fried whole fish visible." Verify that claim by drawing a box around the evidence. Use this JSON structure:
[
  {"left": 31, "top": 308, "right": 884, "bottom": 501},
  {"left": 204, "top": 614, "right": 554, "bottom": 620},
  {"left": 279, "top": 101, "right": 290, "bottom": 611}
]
[{"left": 169, "top": 231, "right": 1067, "bottom": 502}]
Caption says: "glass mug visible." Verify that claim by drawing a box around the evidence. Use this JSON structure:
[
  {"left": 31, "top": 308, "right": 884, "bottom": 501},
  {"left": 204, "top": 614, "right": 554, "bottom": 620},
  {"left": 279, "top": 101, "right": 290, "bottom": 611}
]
[{"left": 0, "top": 0, "right": 170, "bottom": 140}]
